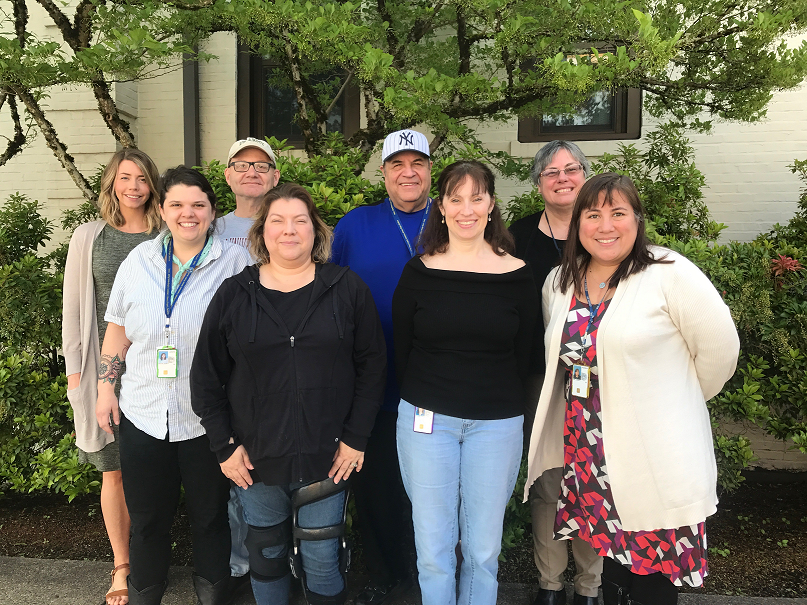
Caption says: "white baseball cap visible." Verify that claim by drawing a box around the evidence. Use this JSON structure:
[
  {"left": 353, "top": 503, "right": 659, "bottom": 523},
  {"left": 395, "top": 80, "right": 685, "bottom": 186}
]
[
  {"left": 381, "top": 130, "right": 430, "bottom": 163},
  {"left": 227, "top": 137, "right": 277, "bottom": 165}
]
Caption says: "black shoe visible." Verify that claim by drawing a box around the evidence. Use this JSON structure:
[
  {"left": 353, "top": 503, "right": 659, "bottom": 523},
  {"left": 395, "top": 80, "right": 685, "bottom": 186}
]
[
  {"left": 354, "top": 578, "right": 410, "bottom": 605},
  {"left": 573, "top": 594, "right": 599, "bottom": 605},
  {"left": 192, "top": 574, "right": 230, "bottom": 605},
  {"left": 226, "top": 574, "right": 252, "bottom": 604},
  {"left": 533, "top": 587, "right": 566, "bottom": 605}
]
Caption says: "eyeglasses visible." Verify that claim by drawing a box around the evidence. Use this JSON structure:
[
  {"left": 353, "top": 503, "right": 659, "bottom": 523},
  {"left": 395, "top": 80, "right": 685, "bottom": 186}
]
[
  {"left": 539, "top": 164, "right": 584, "bottom": 180},
  {"left": 229, "top": 161, "right": 275, "bottom": 173}
]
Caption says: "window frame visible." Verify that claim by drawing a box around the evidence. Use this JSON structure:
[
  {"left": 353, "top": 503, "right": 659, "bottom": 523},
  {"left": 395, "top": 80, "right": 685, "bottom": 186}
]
[
  {"left": 236, "top": 44, "right": 361, "bottom": 146},
  {"left": 518, "top": 88, "right": 642, "bottom": 143}
]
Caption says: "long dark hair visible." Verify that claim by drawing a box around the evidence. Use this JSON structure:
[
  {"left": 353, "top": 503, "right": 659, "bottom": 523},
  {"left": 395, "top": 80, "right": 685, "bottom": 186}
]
[
  {"left": 556, "top": 172, "right": 670, "bottom": 294},
  {"left": 419, "top": 160, "right": 514, "bottom": 256}
]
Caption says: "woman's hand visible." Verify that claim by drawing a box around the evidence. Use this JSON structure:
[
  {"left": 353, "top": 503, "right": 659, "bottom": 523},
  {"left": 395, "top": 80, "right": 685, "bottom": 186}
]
[
  {"left": 328, "top": 441, "right": 364, "bottom": 484},
  {"left": 95, "top": 390, "right": 119, "bottom": 434},
  {"left": 221, "top": 445, "right": 255, "bottom": 489}
]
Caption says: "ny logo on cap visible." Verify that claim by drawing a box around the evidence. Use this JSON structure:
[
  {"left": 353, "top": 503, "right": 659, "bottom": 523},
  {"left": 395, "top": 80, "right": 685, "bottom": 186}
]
[{"left": 399, "top": 131, "right": 414, "bottom": 146}]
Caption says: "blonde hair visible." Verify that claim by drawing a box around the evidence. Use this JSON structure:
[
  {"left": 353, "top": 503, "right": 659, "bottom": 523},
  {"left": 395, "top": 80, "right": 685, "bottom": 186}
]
[
  {"left": 249, "top": 183, "right": 333, "bottom": 265},
  {"left": 98, "top": 148, "right": 162, "bottom": 232}
]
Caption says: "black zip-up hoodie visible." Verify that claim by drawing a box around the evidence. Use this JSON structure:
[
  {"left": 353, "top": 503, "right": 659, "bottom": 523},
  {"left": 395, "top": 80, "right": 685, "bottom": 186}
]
[{"left": 190, "top": 262, "right": 386, "bottom": 486}]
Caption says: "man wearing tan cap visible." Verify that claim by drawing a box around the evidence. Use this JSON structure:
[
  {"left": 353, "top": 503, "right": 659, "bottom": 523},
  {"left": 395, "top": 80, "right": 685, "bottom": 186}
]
[
  {"left": 218, "top": 137, "right": 280, "bottom": 598},
  {"left": 218, "top": 137, "right": 281, "bottom": 251}
]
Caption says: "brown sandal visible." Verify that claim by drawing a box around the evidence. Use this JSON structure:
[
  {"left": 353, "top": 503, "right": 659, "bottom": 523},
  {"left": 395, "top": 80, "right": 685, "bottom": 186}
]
[{"left": 106, "top": 563, "right": 130, "bottom": 604}]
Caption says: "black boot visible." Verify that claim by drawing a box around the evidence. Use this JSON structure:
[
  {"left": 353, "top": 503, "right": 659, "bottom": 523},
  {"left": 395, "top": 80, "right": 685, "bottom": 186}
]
[
  {"left": 533, "top": 587, "right": 566, "bottom": 605},
  {"left": 192, "top": 573, "right": 229, "bottom": 605},
  {"left": 304, "top": 587, "right": 347, "bottom": 605},
  {"left": 127, "top": 577, "right": 167, "bottom": 605},
  {"left": 573, "top": 593, "right": 599, "bottom": 605}
]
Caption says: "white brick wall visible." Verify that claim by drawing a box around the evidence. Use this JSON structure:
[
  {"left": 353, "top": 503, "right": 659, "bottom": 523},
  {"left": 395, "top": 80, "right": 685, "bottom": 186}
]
[
  {"left": 137, "top": 64, "right": 185, "bottom": 171},
  {"left": 199, "top": 32, "right": 238, "bottom": 164}
]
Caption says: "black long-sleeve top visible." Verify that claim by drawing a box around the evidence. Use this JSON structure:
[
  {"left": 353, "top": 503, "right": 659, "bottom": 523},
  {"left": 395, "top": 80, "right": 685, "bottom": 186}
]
[{"left": 392, "top": 257, "right": 539, "bottom": 420}]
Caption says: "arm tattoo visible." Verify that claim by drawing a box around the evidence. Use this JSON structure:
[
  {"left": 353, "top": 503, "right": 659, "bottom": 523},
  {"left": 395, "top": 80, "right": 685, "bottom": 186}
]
[{"left": 98, "top": 354, "right": 122, "bottom": 385}]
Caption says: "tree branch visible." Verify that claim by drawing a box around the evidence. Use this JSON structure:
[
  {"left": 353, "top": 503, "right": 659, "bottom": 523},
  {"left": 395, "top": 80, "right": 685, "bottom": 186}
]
[
  {"left": 0, "top": 93, "right": 27, "bottom": 167},
  {"left": 12, "top": 86, "right": 96, "bottom": 202},
  {"left": 325, "top": 71, "right": 353, "bottom": 117},
  {"left": 33, "top": 0, "right": 78, "bottom": 47}
]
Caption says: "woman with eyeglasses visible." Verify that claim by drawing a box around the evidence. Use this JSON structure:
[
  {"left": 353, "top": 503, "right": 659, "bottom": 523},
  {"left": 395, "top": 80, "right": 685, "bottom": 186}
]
[
  {"left": 525, "top": 173, "right": 739, "bottom": 605},
  {"left": 508, "top": 141, "right": 601, "bottom": 605}
]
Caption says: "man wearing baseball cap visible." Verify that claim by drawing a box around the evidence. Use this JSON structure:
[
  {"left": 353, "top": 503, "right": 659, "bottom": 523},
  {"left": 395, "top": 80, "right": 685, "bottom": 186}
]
[
  {"left": 218, "top": 137, "right": 281, "bottom": 252},
  {"left": 217, "top": 137, "right": 280, "bottom": 598},
  {"left": 330, "top": 129, "right": 432, "bottom": 604}
]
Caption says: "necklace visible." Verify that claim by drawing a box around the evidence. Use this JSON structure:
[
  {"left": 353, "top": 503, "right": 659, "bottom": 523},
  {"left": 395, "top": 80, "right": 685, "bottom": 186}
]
[{"left": 588, "top": 268, "right": 607, "bottom": 289}]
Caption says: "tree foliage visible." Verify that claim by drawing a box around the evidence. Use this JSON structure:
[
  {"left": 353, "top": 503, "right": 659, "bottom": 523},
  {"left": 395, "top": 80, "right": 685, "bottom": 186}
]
[{"left": 2, "top": 0, "right": 807, "bottom": 195}]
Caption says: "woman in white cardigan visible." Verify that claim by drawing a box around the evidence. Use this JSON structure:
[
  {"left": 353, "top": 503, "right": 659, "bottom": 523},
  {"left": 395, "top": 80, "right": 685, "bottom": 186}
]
[
  {"left": 62, "top": 148, "right": 162, "bottom": 605},
  {"left": 524, "top": 173, "right": 739, "bottom": 605}
]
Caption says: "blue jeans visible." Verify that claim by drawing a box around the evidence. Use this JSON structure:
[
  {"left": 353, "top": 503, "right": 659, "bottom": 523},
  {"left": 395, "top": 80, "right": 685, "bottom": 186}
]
[
  {"left": 236, "top": 480, "right": 345, "bottom": 605},
  {"left": 397, "top": 400, "right": 523, "bottom": 605}
]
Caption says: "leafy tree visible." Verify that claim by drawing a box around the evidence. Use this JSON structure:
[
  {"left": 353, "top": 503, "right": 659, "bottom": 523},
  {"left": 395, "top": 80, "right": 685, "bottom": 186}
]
[{"left": 2, "top": 0, "right": 807, "bottom": 196}]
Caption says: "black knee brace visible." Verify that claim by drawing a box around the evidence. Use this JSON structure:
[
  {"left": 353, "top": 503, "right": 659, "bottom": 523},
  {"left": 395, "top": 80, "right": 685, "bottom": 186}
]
[
  {"left": 288, "top": 477, "right": 351, "bottom": 601},
  {"left": 244, "top": 519, "right": 292, "bottom": 582}
]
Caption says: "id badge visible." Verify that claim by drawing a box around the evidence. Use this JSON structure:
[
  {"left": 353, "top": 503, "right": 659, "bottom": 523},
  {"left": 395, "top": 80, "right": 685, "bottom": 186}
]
[
  {"left": 157, "top": 346, "right": 178, "bottom": 378},
  {"left": 414, "top": 407, "right": 434, "bottom": 434},
  {"left": 571, "top": 364, "right": 590, "bottom": 399}
]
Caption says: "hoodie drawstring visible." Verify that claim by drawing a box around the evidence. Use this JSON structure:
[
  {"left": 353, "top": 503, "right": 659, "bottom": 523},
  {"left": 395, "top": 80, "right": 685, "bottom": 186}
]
[{"left": 249, "top": 280, "right": 257, "bottom": 343}]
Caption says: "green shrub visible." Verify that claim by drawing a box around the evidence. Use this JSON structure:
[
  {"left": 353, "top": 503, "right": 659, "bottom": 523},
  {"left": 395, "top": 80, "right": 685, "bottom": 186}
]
[{"left": 0, "top": 195, "right": 100, "bottom": 500}]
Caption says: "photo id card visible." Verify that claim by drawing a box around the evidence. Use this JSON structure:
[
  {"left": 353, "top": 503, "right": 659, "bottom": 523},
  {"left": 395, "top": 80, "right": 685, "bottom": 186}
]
[
  {"left": 571, "top": 364, "right": 590, "bottom": 399},
  {"left": 157, "top": 346, "right": 178, "bottom": 378},
  {"left": 414, "top": 407, "right": 434, "bottom": 434}
]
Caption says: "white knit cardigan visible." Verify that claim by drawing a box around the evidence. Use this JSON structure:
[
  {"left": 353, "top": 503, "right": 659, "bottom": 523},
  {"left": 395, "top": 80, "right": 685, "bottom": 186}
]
[{"left": 524, "top": 247, "right": 740, "bottom": 531}]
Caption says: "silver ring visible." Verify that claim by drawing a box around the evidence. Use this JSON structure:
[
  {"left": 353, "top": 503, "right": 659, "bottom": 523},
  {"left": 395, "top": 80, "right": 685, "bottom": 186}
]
[{"left": 350, "top": 462, "right": 358, "bottom": 468}]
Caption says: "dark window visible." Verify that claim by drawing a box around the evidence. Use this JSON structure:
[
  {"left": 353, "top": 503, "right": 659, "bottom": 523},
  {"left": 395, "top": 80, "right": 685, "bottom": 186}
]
[
  {"left": 237, "top": 45, "right": 360, "bottom": 147},
  {"left": 518, "top": 88, "right": 642, "bottom": 142}
]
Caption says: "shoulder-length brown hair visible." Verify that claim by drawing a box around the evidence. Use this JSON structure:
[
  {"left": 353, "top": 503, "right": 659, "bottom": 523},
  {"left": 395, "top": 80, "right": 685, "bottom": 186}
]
[
  {"left": 98, "top": 148, "right": 161, "bottom": 233},
  {"left": 249, "top": 183, "right": 333, "bottom": 265},
  {"left": 556, "top": 172, "right": 670, "bottom": 294},
  {"left": 419, "top": 160, "right": 514, "bottom": 256}
]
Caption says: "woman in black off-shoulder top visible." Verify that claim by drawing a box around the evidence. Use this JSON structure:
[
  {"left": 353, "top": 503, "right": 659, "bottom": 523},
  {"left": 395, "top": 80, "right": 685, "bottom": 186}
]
[{"left": 392, "top": 160, "right": 538, "bottom": 605}]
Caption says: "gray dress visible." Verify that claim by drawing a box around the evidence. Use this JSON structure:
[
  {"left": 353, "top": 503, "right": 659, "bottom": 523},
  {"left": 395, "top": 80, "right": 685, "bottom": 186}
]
[{"left": 77, "top": 225, "right": 152, "bottom": 472}]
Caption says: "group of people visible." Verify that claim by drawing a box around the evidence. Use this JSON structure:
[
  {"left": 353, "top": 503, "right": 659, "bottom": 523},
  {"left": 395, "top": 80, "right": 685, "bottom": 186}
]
[{"left": 63, "top": 129, "right": 740, "bottom": 605}]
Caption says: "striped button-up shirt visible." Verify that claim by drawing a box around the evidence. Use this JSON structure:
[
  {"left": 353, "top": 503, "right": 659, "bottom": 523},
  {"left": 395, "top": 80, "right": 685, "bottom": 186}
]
[{"left": 105, "top": 232, "right": 252, "bottom": 441}]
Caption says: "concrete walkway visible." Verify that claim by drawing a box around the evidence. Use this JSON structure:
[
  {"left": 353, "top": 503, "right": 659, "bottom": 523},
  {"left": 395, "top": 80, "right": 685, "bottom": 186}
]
[{"left": 1, "top": 556, "right": 805, "bottom": 605}]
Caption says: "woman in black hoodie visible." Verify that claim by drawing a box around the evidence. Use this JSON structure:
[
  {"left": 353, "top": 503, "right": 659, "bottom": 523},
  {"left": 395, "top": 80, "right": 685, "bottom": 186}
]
[{"left": 191, "top": 183, "right": 386, "bottom": 605}]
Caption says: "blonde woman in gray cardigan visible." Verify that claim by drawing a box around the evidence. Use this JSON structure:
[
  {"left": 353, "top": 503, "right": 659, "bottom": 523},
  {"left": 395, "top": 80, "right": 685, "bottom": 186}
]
[
  {"left": 525, "top": 174, "right": 739, "bottom": 605},
  {"left": 62, "top": 148, "right": 162, "bottom": 605}
]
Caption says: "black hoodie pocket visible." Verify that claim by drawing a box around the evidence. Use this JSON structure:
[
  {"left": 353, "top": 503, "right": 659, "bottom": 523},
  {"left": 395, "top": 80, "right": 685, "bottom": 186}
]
[{"left": 298, "top": 387, "right": 341, "bottom": 455}]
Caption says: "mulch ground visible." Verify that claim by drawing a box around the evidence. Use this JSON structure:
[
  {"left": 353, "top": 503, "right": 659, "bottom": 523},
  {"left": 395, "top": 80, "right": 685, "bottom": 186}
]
[{"left": 0, "top": 473, "right": 805, "bottom": 597}]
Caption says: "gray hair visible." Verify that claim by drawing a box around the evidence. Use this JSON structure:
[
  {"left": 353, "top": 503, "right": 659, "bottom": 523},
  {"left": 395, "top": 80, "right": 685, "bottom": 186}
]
[{"left": 530, "top": 141, "right": 591, "bottom": 185}]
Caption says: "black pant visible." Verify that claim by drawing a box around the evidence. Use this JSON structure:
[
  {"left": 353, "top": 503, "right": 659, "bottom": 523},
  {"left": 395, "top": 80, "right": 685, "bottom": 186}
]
[
  {"left": 603, "top": 556, "right": 678, "bottom": 605},
  {"left": 352, "top": 410, "right": 414, "bottom": 585},
  {"left": 119, "top": 415, "right": 230, "bottom": 590}
]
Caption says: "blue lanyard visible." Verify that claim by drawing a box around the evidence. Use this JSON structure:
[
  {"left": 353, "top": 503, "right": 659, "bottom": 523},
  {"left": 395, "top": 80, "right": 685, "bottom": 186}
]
[
  {"left": 583, "top": 275, "right": 604, "bottom": 337},
  {"left": 389, "top": 198, "right": 432, "bottom": 258},
  {"left": 544, "top": 211, "right": 562, "bottom": 258},
  {"left": 163, "top": 235, "right": 207, "bottom": 329}
]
